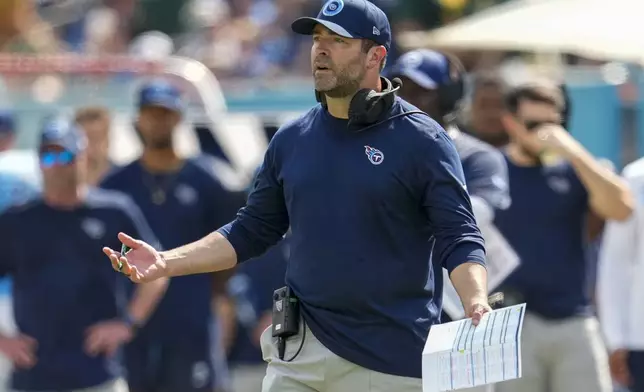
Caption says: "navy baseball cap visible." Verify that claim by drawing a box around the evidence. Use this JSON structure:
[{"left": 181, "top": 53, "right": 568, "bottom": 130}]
[
  {"left": 0, "top": 110, "right": 15, "bottom": 135},
  {"left": 291, "top": 0, "right": 392, "bottom": 51},
  {"left": 39, "top": 117, "right": 87, "bottom": 155},
  {"left": 138, "top": 80, "right": 184, "bottom": 112},
  {"left": 387, "top": 49, "right": 453, "bottom": 90}
]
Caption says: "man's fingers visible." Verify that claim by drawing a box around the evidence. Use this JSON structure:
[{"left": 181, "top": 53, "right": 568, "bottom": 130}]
[
  {"left": 19, "top": 335, "right": 37, "bottom": 348},
  {"left": 119, "top": 256, "right": 133, "bottom": 275},
  {"left": 104, "top": 248, "right": 123, "bottom": 272},
  {"left": 118, "top": 232, "right": 143, "bottom": 250},
  {"left": 108, "top": 253, "right": 122, "bottom": 272},
  {"left": 84, "top": 331, "right": 104, "bottom": 356},
  {"left": 102, "top": 247, "right": 114, "bottom": 258},
  {"left": 471, "top": 310, "right": 483, "bottom": 326},
  {"left": 14, "top": 350, "right": 36, "bottom": 368},
  {"left": 470, "top": 304, "right": 491, "bottom": 327},
  {"left": 129, "top": 266, "right": 144, "bottom": 283}
]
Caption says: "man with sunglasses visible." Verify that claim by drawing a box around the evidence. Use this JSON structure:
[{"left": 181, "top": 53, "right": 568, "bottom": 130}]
[
  {"left": 0, "top": 116, "right": 168, "bottom": 392},
  {"left": 493, "top": 83, "right": 633, "bottom": 392}
]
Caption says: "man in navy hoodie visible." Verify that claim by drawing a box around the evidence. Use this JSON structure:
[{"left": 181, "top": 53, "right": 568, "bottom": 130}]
[{"left": 104, "top": 1, "right": 491, "bottom": 390}]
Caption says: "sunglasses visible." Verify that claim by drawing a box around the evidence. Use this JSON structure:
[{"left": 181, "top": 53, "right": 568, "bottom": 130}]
[
  {"left": 40, "top": 151, "right": 75, "bottom": 168},
  {"left": 524, "top": 120, "right": 560, "bottom": 131}
]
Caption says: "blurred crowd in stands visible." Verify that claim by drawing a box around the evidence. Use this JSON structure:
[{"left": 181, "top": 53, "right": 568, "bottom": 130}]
[{"left": 0, "top": 0, "right": 521, "bottom": 77}]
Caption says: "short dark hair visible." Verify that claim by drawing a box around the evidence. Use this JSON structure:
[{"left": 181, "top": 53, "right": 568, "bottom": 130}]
[
  {"left": 505, "top": 84, "right": 565, "bottom": 115},
  {"left": 361, "top": 39, "right": 386, "bottom": 71}
]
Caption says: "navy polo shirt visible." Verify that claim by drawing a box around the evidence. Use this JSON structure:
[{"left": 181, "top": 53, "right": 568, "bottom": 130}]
[
  {"left": 0, "top": 188, "right": 158, "bottom": 391},
  {"left": 495, "top": 156, "right": 591, "bottom": 319},
  {"left": 452, "top": 130, "right": 510, "bottom": 210},
  {"left": 218, "top": 97, "right": 486, "bottom": 378},
  {"left": 101, "top": 156, "right": 246, "bottom": 342}
]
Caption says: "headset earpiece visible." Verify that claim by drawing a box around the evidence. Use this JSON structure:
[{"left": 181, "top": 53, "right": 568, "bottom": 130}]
[
  {"left": 315, "top": 90, "right": 327, "bottom": 108},
  {"left": 347, "top": 88, "right": 374, "bottom": 125},
  {"left": 559, "top": 83, "right": 571, "bottom": 130},
  {"left": 347, "top": 76, "right": 398, "bottom": 129},
  {"left": 315, "top": 76, "right": 400, "bottom": 130},
  {"left": 436, "top": 53, "right": 466, "bottom": 119}
]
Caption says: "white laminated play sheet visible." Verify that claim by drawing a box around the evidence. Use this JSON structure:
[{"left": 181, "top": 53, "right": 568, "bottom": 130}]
[{"left": 422, "top": 303, "right": 526, "bottom": 392}]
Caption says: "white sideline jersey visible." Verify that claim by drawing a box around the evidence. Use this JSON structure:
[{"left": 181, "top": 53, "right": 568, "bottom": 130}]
[{"left": 598, "top": 157, "right": 644, "bottom": 351}]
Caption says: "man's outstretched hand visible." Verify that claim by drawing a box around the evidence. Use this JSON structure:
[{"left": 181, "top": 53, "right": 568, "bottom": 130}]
[{"left": 103, "top": 232, "right": 167, "bottom": 283}]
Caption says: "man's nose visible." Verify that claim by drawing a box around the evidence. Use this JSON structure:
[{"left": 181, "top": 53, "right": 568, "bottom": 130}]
[{"left": 314, "top": 41, "right": 330, "bottom": 55}]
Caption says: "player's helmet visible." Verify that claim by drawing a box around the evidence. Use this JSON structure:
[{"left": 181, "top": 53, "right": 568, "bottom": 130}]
[{"left": 387, "top": 49, "right": 466, "bottom": 119}]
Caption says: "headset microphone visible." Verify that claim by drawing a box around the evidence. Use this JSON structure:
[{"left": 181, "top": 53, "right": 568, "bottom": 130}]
[{"left": 391, "top": 77, "right": 403, "bottom": 91}]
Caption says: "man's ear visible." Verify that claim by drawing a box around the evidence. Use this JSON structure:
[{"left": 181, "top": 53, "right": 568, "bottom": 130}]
[{"left": 367, "top": 46, "right": 387, "bottom": 69}]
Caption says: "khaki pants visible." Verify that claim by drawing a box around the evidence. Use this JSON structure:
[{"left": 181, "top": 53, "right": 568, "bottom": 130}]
[
  {"left": 495, "top": 313, "right": 612, "bottom": 392},
  {"left": 259, "top": 324, "right": 422, "bottom": 392},
  {"left": 231, "top": 364, "right": 266, "bottom": 392},
  {"left": 11, "top": 378, "right": 128, "bottom": 392}
]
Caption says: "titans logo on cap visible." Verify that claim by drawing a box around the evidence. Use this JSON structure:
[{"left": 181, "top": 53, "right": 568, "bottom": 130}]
[{"left": 322, "top": 0, "right": 344, "bottom": 16}]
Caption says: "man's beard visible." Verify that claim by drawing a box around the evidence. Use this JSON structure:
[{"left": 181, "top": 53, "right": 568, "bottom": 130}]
[
  {"left": 143, "top": 137, "right": 173, "bottom": 150},
  {"left": 313, "top": 57, "right": 365, "bottom": 98}
]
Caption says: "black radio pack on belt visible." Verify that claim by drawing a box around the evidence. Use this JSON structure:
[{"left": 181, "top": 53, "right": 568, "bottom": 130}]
[
  {"left": 272, "top": 286, "right": 300, "bottom": 338},
  {"left": 272, "top": 286, "right": 305, "bottom": 361}
]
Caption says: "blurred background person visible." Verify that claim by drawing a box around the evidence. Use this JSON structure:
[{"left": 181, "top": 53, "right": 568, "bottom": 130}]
[
  {"left": 460, "top": 71, "right": 509, "bottom": 148},
  {"left": 74, "top": 106, "right": 115, "bottom": 186},
  {"left": 387, "top": 49, "right": 512, "bottom": 392},
  {"left": 0, "top": 116, "right": 167, "bottom": 392},
  {"left": 386, "top": 49, "right": 510, "bottom": 219},
  {"left": 597, "top": 156, "right": 644, "bottom": 392},
  {"left": 495, "top": 82, "right": 633, "bottom": 392},
  {"left": 101, "top": 79, "right": 246, "bottom": 392}
]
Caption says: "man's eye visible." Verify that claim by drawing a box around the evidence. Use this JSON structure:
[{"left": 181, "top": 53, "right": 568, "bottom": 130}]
[{"left": 334, "top": 37, "right": 345, "bottom": 43}]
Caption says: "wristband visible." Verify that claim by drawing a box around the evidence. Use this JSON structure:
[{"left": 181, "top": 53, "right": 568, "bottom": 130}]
[{"left": 121, "top": 312, "right": 141, "bottom": 335}]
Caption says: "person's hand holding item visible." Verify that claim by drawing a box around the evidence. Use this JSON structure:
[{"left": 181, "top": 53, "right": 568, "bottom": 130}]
[{"left": 103, "top": 232, "right": 167, "bottom": 283}]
